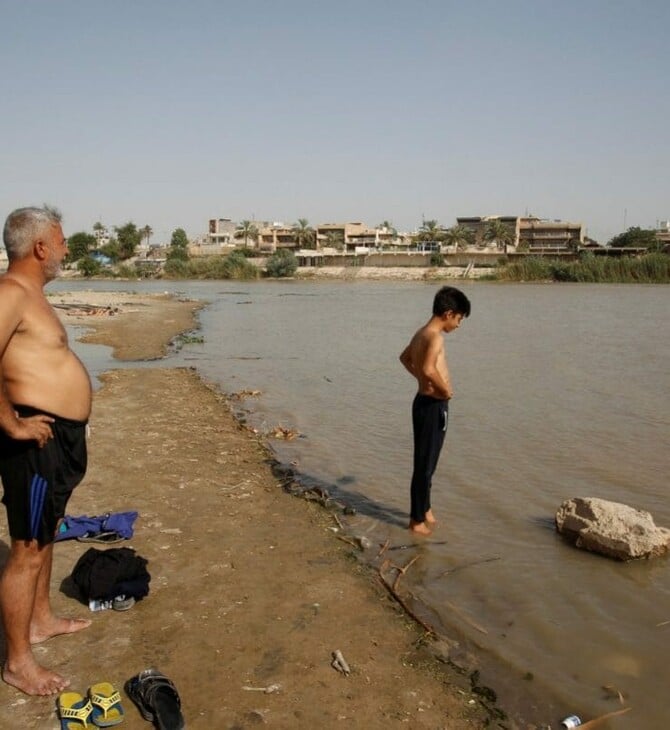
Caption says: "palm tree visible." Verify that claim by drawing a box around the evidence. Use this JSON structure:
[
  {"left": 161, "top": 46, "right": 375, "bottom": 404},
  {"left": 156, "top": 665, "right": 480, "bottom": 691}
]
[
  {"left": 325, "top": 231, "right": 344, "bottom": 251},
  {"left": 442, "top": 225, "right": 475, "bottom": 251},
  {"left": 377, "top": 220, "right": 398, "bottom": 249},
  {"left": 235, "top": 220, "right": 259, "bottom": 248},
  {"left": 292, "top": 218, "right": 316, "bottom": 249},
  {"left": 416, "top": 219, "right": 445, "bottom": 246},
  {"left": 483, "top": 219, "right": 515, "bottom": 252},
  {"left": 142, "top": 225, "right": 153, "bottom": 248},
  {"left": 378, "top": 220, "right": 397, "bottom": 235}
]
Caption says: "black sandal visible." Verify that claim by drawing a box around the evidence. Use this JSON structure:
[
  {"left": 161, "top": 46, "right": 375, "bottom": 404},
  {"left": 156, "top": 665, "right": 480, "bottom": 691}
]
[{"left": 124, "top": 668, "right": 184, "bottom": 729}]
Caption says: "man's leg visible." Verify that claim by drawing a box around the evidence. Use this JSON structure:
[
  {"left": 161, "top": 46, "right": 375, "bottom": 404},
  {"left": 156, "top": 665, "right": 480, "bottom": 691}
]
[
  {"left": 0, "top": 539, "right": 69, "bottom": 695},
  {"left": 29, "top": 541, "right": 90, "bottom": 645}
]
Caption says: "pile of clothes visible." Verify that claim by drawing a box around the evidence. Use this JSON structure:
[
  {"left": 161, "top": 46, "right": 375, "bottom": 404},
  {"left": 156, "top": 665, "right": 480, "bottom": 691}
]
[{"left": 72, "top": 547, "right": 150, "bottom": 612}]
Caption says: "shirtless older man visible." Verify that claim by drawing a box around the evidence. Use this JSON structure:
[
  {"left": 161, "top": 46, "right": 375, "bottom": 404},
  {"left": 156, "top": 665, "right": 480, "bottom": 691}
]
[
  {"left": 0, "top": 206, "right": 92, "bottom": 695},
  {"left": 399, "top": 286, "right": 471, "bottom": 535}
]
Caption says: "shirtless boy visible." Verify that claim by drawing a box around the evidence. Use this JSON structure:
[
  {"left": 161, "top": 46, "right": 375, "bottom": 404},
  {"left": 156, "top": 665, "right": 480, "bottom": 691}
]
[
  {"left": 0, "top": 206, "right": 92, "bottom": 695},
  {"left": 399, "top": 286, "right": 471, "bottom": 535}
]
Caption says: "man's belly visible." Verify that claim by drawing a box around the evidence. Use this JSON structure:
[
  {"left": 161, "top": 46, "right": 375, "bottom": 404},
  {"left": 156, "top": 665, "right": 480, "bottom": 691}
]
[{"left": 8, "top": 354, "right": 92, "bottom": 421}]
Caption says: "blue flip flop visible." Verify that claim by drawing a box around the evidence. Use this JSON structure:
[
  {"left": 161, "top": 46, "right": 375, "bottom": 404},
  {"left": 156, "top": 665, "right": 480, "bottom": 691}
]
[
  {"left": 88, "top": 682, "right": 124, "bottom": 727},
  {"left": 57, "top": 692, "right": 93, "bottom": 729}
]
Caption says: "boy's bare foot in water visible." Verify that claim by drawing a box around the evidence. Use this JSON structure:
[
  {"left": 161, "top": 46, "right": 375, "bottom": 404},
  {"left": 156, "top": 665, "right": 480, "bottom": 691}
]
[
  {"left": 2, "top": 657, "right": 70, "bottom": 696},
  {"left": 424, "top": 509, "right": 437, "bottom": 525},
  {"left": 409, "top": 519, "right": 433, "bottom": 536},
  {"left": 30, "top": 616, "right": 91, "bottom": 645}
]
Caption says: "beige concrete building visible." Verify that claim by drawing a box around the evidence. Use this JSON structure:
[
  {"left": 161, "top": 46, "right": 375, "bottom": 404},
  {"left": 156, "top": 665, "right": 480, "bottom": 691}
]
[
  {"left": 316, "top": 222, "right": 380, "bottom": 252},
  {"left": 257, "top": 223, "right": 298, "bottom": 253},
  {"left": 655, "top": 220, "right": 670, "bottom": 247},
  {"left": 518, "top": 216, "right": 584, "bottom": 251},
  {"left": 206, "top": 218, "right": 236, "bottom": 247},
  {"left": 456, "top": 215, "right": 584, "bottom": 251},
  {"left": 456, "top": 216, "right": 520, "bottom": 248}
]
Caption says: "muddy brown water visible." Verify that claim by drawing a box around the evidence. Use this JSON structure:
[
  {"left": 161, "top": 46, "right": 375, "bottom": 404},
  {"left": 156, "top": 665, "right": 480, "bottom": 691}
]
[{"left": 55, "top": 278, "right": 670, "bottom": 728}]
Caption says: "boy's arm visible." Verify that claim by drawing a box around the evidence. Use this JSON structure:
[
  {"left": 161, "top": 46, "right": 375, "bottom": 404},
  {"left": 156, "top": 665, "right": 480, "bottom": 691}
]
[{"left": 419, "top": 337, "right": 452, "bottom": 400}]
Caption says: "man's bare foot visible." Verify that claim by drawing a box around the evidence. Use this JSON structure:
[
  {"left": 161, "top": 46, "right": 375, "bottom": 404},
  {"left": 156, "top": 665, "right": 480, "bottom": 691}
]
[
  {"left": 425, "top": 509, "right": 438, "bottom": 525},
  {"left": 2, "top": 659, "right": 70, "bottom": 696},
  {"left": 408, "top": 520, "right": 432, "bottom": 536},
  {"left": 30, "top": 616, "right": 92, "bottom": 645}
]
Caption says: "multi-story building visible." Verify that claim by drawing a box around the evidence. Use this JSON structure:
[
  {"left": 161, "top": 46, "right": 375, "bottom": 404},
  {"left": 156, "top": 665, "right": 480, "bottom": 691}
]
[
  {"left": 655, "top": 220, "right": 670, "bottom": 247},
  {"left": 257, "top": 223, "right": 298, "bottom": 253},
  {"left": 518, "top": 216, "right": 584, "bottom": 251},
  {"left": 92, "top": 225, "right": 110, "bottom": 249},
  {"left": 456, "top": 216, "right": 520, "bottom": 248},
  {"left": 316, "top": 222, "right": 379, "bottom": 252},
  {"left": 206, "top": 218, "right": 236, "bottom": 247},
  {"left": 456, "top": 215, "right": 584, "bottom": 251}
]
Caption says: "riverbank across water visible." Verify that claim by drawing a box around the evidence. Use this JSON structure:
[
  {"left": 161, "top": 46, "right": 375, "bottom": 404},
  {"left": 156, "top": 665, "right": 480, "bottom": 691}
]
[{"left": 0, "top": 292, "right": 525, "bottom": 729}]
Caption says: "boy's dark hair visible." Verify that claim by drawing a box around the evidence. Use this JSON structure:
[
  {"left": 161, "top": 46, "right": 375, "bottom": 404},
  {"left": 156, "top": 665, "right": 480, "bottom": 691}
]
[{"left": 432, "top": 286, "right": 471, "bottom": 317}]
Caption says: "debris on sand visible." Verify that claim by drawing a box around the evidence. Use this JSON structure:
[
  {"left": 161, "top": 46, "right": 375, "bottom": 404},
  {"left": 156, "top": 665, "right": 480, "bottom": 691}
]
[{"left": 53, "top": 302, "right": 120, "bottom": 317}]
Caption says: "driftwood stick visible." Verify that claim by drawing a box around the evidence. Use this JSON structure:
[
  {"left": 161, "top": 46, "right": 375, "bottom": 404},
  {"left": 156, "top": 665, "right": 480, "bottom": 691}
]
[
  {"left": 443, "top": 600, "right": 488, "bottom": 635},
  {"left": 577, "top": 706, "right": 631, "bottom": 729},
  {"left": 377, "top": 569, "right": 435, "bottom": 635},
  {"left": 331, "top": 512, "right": 344, "bottom": 530},
  {"left": 335, "top": 534, "right": 358, "bottom": 548},
  {"left": 439, "top": 556, "right": 501, "bottom": 578},
  {"left": 601, "top": 684, "right": 626, "bottom": 704},
  {"left": 376, "top": 539, "right": 390, "bottom": 560},
  {"left": 391, "top": 555, "right": 420, "bottom": 592},
  {"left": 387, "top": 541, "right": 447, "bottom": 551}
]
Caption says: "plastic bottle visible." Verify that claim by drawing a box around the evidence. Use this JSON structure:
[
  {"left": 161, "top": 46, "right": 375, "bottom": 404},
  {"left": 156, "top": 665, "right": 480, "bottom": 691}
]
[{"left": 561, "top": 716, "right": 582, "bottom": 729}]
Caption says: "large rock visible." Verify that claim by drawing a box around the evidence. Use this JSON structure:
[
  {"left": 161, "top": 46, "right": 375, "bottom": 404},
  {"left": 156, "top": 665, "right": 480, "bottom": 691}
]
[{"left": 555, "top": 497, "right": 670, "bottom": 561}]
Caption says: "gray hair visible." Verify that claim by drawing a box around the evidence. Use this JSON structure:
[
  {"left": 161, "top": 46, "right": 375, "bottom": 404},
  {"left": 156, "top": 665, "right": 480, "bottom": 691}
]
[{"left": 3, "top": 205, "right": 63, "bottom": 262}]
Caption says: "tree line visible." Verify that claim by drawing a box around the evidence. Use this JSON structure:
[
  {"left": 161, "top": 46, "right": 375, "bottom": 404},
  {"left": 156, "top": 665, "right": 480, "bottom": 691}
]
[{"left": 65, "top": 216, "right": 666, "bottom": 279}]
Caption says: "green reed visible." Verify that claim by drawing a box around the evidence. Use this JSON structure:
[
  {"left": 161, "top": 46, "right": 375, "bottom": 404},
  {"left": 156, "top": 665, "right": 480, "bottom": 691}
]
[{"left": 497, "top": 253, "right": 670, "bottom": 283}]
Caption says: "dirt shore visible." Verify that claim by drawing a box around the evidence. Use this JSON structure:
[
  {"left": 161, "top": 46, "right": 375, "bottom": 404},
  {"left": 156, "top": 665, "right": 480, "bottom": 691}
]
[
  {"left": 295, "top": 266, "right": 494, "bottom": 280},
  {"left": 0, "top": 293, "right": 518, "bottom": 729}
]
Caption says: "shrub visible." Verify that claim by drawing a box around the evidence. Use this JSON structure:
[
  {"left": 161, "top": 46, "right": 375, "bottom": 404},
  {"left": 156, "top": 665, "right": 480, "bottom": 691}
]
[
  {"left": 77, "top": 256, "right": 102, "bottom": 277},
  {"left": 235, "top": 247, "right": 257, "bottom": 258},
  {"left": 266, "top": 249, "right": 298, "bottom": 278},
  {"left": 163, "top": 259, "right": 190, "bottom": 278},
  {"left": 220, "top": 251, "right": 259, "bottom": 279},
  {"left": 167, "top": 246, "right": 189, "bottom": 262},
  {"left": 114, "top": 264, "right": 139, "bottom": 279}
]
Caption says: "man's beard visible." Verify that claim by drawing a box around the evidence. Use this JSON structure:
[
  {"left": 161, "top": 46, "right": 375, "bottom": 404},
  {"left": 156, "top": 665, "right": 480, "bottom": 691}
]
[{"left": 44, "top": 254, "right": 61, "bottom": 281}]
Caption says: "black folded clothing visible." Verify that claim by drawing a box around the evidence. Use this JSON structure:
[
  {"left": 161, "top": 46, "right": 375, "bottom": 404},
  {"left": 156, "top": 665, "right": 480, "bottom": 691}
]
[{"left": 72, "top": 547, "right": 150, "bottom": 603}]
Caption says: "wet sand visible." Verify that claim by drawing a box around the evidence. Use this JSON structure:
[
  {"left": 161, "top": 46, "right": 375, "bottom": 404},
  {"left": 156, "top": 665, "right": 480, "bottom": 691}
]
[{"left": 0, "top": 292, "right": 517, "bottom": 729}]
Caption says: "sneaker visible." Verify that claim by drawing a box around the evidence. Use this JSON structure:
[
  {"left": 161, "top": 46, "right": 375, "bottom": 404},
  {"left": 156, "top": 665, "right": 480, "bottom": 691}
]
[{"left": 112, "top": 595, "right": 136, "bottom": 611}]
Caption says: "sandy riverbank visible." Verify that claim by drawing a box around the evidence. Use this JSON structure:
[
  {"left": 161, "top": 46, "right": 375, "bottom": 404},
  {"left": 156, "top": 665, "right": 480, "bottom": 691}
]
[
  {"left": 0, "top": 292, "right": 535, "bottom": 729},
  {"left": 295, "top": 266, "right": 495, "bottom": 280}
]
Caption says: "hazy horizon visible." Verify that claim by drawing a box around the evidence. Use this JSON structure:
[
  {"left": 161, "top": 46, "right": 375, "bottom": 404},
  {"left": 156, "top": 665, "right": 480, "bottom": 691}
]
[{"left": 2, "top": 1, "right": 668, "bottom": 245}]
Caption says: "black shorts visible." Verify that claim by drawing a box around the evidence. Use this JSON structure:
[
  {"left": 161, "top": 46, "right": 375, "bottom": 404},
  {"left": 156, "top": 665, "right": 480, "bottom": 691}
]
[{"left": 0, "top": 405, "right": 88, "bottom": 546}]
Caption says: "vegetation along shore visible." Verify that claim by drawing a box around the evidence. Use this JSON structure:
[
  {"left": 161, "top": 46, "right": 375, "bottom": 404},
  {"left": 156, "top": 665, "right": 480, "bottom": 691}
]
[{"left": 7, "top": 216, "right": 665, "bottom": 284}]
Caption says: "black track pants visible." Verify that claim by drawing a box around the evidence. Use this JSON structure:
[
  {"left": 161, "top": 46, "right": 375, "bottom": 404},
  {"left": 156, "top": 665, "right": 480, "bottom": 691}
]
[{"left": 409, "top": 394, "right": 448, "bottom": 524}]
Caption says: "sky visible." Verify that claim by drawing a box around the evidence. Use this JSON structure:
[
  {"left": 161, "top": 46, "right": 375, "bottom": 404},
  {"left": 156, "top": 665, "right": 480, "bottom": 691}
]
[{"left": 1, "top": 0, "right": 668, "bottom": 245}]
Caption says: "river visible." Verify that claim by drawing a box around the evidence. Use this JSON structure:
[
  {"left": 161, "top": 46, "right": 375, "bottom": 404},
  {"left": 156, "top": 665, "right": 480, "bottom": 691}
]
[{"left": 53, "top": 278, "right": 670, "bottom": 728}]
